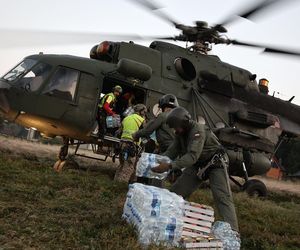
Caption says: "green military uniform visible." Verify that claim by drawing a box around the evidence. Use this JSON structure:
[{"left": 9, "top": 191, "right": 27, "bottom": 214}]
[
  {"left": 134, "top": 111, "right": 174, "bottom": 153},
  {"left": 164, "top": 120, "right": 239, "bottom": 231},
  {"left": 114, "top": 113, "right": 144, "bottom": 183}
]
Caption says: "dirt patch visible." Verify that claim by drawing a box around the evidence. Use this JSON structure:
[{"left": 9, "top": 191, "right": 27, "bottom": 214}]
[
  {"left": 256, "top": 176, "right": 300, "bottom": 196},
  {"left": 0, "top": 135, "right": 118, "bottom": 171},
  {"left": 0, "top": 135, "right": 60, "bottom": 159}
]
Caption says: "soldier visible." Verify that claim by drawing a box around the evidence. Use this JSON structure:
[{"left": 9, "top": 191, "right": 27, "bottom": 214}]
[
  {"left": 133, "top": 94, "right": 178, "bottom": 153},
  {"left": 152, "top": 107, "right": 239, "bottom": 232},
  {"left": 98, "top": 85, "right": 122, "bottom": 137},
  {"left": 114, "top": 104, "right": 147, "bottom": 183}
]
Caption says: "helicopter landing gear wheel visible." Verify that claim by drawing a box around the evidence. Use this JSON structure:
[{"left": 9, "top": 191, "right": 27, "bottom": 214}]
[
  {"left": 53, "top": 159, "right": 67, "bottom": 172},
  {"left": 242, "top": 179, "right": 267, "bottom": 197},
  {"left": 53, "top": 137, "right": 69, "bottom": 172}
]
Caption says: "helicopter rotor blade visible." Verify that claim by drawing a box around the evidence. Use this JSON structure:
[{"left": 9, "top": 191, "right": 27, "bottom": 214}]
[
  {"left": 128, "top": 0, "right": 180, "bottom": 27},
  {"left": 239, "top": 0, "right": 282, "bottom": 20},
  {"left": 0, "top": 29, "right": 171, "bottom": 48},
  {"left": 230, "top": 39, "right": 300, "bottom": 56},
  {"left": 216, "top": 0, "right": 284, "bottom": 28}
]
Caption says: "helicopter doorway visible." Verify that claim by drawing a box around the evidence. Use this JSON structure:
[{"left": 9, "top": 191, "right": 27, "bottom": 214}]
[{"left": 100, "top": 78, "right": 146, "bottom": 117}]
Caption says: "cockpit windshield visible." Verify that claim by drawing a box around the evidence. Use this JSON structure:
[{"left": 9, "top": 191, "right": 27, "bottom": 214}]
[
  {"left": 1, "top": 58, "right": 53, "bottom": 92},
  {"left": 2, "top": 59, "right": 36, "bottom": 82}
]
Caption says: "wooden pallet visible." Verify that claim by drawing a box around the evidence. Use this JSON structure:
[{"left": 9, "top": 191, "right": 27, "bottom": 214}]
[
  {"left": 181, "top": 202, "right": 223, "bottom": 249},
  {"left": 182, "top": 202, "right": 214, "bottom": 237},
  {"left": 181, "top": 235, "right": 223, "bottom": 249}
]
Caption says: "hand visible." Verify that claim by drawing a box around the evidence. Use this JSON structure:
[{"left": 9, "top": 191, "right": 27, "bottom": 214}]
[
  {"left": 151, "top": 162, "right": 171, "bottom": 173},
  {"left": 112, "top": 113, "right": 118, "bottom": 117},
  {"left": 167, "top": 169, "right": 182, "bottom": 183}
]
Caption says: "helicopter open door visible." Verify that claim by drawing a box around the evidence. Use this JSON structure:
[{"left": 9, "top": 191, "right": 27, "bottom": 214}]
[{"left": 101, "top": 77, "right": 147, "bottom": 117}]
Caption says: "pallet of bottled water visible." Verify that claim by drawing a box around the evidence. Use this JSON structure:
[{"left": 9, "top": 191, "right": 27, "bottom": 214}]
[
  {"left": 122, "top": 183, "right": 227, "bottom": 249},
  {"left": 123, "top": 183, "right": 185, "bottom": 247},
  {"left": 135, "top": 153, "right": 171, "bottom": 180}
]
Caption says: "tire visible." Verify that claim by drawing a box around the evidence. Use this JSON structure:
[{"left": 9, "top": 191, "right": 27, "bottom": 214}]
[{"left": 242, "top": 179, "right": 267, "bottom": 197}]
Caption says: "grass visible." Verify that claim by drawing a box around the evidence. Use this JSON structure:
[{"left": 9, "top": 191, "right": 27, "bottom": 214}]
[{"left": 0, "top": 152, "right": 299, "bottom": 250}]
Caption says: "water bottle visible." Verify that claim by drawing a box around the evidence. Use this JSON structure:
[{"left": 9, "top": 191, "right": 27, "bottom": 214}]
[
  {"left": 106, "top": 116, "right": 113, "bottom": 128},
  {"left": 212, "top": 221, "right": 241, "bottom": 250}
]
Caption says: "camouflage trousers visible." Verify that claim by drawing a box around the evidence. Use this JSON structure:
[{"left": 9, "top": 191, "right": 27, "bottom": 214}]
[{"left": 114, "top": 142, "right": 137, "bottom": 183}]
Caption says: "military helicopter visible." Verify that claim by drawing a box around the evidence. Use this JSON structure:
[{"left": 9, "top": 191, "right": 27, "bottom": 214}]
[{"left": 0, "top": 0, "right": 299, "bottom": 196}]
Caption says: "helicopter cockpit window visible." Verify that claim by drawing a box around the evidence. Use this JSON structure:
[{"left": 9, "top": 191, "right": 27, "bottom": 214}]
[
  {"left": 2, "top": 59, "right": 36, "bottom": 82},
  {"left": 42, "top": 67, "right": 79, "bottom": 101},
  {"left": 17, "top": 62, "right": 52, "bottom": 92},
  {"left": 174, "top": 57, "right": 196, "bottom": 81}
]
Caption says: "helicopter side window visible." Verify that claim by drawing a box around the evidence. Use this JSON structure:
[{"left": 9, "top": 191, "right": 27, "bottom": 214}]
[
  {"left": 2, "top": 59, "right": 36, "bottom": 82},
  {"left": 42, "top": 66, "right": 79, "bottom": 101},
  {"left": 17, "top": 62, "right": 52, "bottom": 92}
]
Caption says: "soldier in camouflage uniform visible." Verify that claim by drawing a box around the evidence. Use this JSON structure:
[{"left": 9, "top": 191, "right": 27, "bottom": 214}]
[{"left": 152, "top": 107, "right": 239, "bottom": 232}]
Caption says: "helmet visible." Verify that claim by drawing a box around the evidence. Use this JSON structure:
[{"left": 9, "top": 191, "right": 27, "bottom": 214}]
[
  {"left": 134, "top": 104, "right": 147, "bottom": 113},
  {"left": 158, "top": 94, "right": 179, "bottom": 109},
  {"left": 166, "top": 107, "right": 191, "bottom": 129},
  {"left": 113, "top": 85, "right": 123, "bottom": 93}
]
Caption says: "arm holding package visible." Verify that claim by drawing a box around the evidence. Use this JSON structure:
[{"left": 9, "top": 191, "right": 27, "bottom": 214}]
[
  {"left": 134, "top": 115, "right": 164, "bottom": 139},
  {"left": 170, "top": 130, "right": 206, "bottom": 170},
  {"left": 163, "top": 136, "right": 181, "bottom": 161},
  {"left": 103, "top": 95, "right": 115, "bottom": 116}
]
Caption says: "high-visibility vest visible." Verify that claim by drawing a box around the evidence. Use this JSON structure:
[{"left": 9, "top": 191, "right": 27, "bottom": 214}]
[
  {"left": 121, "top": 113, "right": 144, "bottom": 141},
  {"left": 98, "top": 93, "right": 116, "bottom": 109}
]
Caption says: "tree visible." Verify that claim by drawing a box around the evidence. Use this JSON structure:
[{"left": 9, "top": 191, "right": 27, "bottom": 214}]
[{"left": 276, "top": 139, "right": 300, "bottom": 174}]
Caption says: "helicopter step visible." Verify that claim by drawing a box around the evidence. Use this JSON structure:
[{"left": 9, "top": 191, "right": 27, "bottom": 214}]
[
  {"left": 53, "top": 135, "right": 121, "bottom": 172},
  {"left": 74, "top": 135, "right": 121, "bottom": 162}
]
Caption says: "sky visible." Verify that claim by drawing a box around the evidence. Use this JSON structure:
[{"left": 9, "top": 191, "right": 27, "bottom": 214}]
[{"left": 0, "top": 0, "right": 300, "bottom": 104}]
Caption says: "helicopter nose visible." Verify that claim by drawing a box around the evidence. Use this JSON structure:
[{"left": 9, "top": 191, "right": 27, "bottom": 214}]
[
  {"left": 0, "top": 79, "right": 12, "bottom": 110},
  {"left": 0, "top": 85, "right": 10, "bottom": 114}
]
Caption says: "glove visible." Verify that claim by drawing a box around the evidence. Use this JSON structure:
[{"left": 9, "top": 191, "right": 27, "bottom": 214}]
[{"left": 151, "top": 162, "right": 171, "bottom": 173}]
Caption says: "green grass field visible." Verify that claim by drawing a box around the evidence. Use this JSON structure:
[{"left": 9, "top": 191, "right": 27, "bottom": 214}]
[{"left": 0, "top": 152, "right": 299, "bottom": 250}]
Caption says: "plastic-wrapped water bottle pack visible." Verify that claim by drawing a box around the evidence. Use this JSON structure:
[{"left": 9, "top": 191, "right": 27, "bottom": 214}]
[
  {"left": 122, "top": 183, "right": 185, "bottom": 247},
  {"left": 212, "top": 221, "right": 241, "bottom": 250},
  {"left": 136, "top": 153, "right": 171, "bottom": 180},
  {"left": 106, "top": 115, "right": 121, "bottom": 128}
]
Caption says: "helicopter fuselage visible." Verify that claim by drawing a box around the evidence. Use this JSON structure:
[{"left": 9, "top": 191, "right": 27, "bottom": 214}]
[{"left": 0, "top": 40, "right": 299, "bottom": 177}]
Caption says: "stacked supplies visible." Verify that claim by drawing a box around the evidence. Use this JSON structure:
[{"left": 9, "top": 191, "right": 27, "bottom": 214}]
[
  {"left": 126, "top": 152, "right": 240, "bottom": 249},
  {"left": 123, "top": 183, "right": 225, "bottom": 249},
  {"left": 122, "top": 183, "right": 185, "bottom": 247}
]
